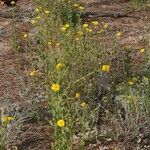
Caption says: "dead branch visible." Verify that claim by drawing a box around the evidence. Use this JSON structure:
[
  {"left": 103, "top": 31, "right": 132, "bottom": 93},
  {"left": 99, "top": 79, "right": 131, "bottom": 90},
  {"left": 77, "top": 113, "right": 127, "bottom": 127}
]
[{"left": 81, "top": 10, "right": 140, "bottom": 19}]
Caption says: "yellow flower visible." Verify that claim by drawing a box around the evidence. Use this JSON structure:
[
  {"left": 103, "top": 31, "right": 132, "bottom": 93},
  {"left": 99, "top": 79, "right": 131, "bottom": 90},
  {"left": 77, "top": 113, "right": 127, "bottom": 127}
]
[
  {"left": 56, "top": 63, "right": 64, "bottom": 71},
  {"left": 36, "top": 16, "right": 41, "bottom": 20},
  {"left": 75, "top": 37, "right": 80, "bottom": 41},
  {"left": 77, "top": 31, "right": 84, "bottom": 36},
  {"left": 140, "top": 48, "right": 145, "bottom": 53},
  {"left": 57, "top": 119, "right": 65, "bottom": 127},
  {"left": 64, "top": 24, "right": 70, "bottom": 28},
  {"left": 83, "top": 23, "right": 88, "bottom": 28},
  {"left": 74, "top": 3, "right": 79, "bottom": 7},
  {"left": 23, "top": 33, "right": 28, "bottom": 38},
  {"left": 60, "top": 27, "right": 67, "bottom": 32},
  {"left": 48, "top": 41, "right": 52, "bottom": 45},
  {"left": 86, "top": 28, "right": 93, "bottom": 33},
  {"left": 115, "top": 32, "right": 122, "bottom": 37},
  {"left": 51, "top": 83, "right": 60, "bottom": 92},
  {"left": 103, "top": 96, "right": 109, "bottom": 102},
  {"left": 11, "top": 1, "right": 15, "bottom": 5},
  {"left": 142, "top": 76, "right": 149, "bottom": 85},
  {"left": 91, "top": 21, "right": 99, "bottom": 26},
  {"left": 103, "top": 23, "right": 109, "bottom": 29},
  {"left": 11, "top": 146, "right": 18, "bottom": 150},
  {"left": 124, "top": 45, "right": 131, "bottom": 50},
  {"left": 29, "top": 69, "right": 36, "bottom": 77},
  {"left": 97, "top": 29, "right": 104, "bottom": 34},
  {"left": 45, "top": 10, "right": 49, "bottom": 14},
  {"left": 126, "top": 95, "right": 138, "bottom": 103},
  {"left": 128, "top": 81, "right": 134, "bottom": 85},
  {"left": 81, "top": 102, "right": 88, "bottom": 108},
  {"left": 143, "top": 76, "right": 148, "bottom": 82},
  {"left": 75, "top": 92, "right": 80, "bottom": 99},
  {"left": 1, "top": 116, "right": 14, "bottom": 124},
  {"left": 102, "top": 65, "right": 110, "bottom": 73},
  {"left": 78, "top": 6, "right": 84, "bottom": 11},
  {"left": 35, "top": 8, "right": 39, "bottom": 12},
  {"left": 31, "top": 19, "right": 36, "bottom": 24},
  {"left": 56, "top": 43, "right": 60, "bottom": 47}
]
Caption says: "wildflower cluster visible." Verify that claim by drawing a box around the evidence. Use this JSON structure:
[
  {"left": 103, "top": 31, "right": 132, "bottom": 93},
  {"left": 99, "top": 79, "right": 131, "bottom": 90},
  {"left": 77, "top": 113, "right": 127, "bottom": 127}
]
[{"left": 12, "top": 0, "right": 150, "bottom": 150}]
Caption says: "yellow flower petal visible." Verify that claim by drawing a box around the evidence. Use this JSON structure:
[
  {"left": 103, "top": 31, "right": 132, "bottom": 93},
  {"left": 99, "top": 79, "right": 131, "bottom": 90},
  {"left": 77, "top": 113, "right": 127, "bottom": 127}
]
[
  {"left": 75, "top": 92, "right": 80, "bottom": 99},
  {"left": 97, "top": 29, "right": 104, "bottom": 34},
  {"left": 101, "top": 65, "right": 110, "bottom": 73},
  {"left": 78, "top": 6, "right": 84, "bottom": 10},
  {"left": 81, "top": 102, "right": 88, "bottom": 109},
  {"left": 74, "top": 3, "right": 79, "bottom": 7},
  {"left": 36, "top": 16, "right": 41, "bottom": 20},
  {"left": 60, "top": 27, "right": 67, "bottom": 32},
  {"left": 77, "top": 31, "right": 84, "bottom": 36},
  {"left": 29, "top": 69, "right": 36, "bottom": 77},
  {"left": 64, "top": 24, "right": 70, "bottom": 28},
  {"left": 23, "top": 33, "right": 28, "bottom": 38},
  {"left": 128, "top": 81, "right": 134, "bottom": 85},
  {"left": 56, "top": 43, "right": 60, "bottom": 47},
  {"left": 91, "top": 21, "right": 99, "bottom": 26},
  {"left": 86, "top": 28, "right": 93, "bottom": 33},
  {"left": 103, "top": 23, "right": 109, "bottom": 29},
  {"left": 51, "top": 83, "right": 60, "bottom": 92},
  {"left": 48, "top": 41, "right": 52, "bottom": 45},
  {"left": 75, "top": 37, "right": 80, "bottom": 41},
  {"left": 57, "top": 119, "right": 65, "bottom": 127},
  {"left": 83, "top": 23, "right": 88, "bottom": 28},
  {"left": 56, "top": 63, "right": 64, "bottom": 71},
  {"left": 11, "top": 1, "right": 15, "bottom": 5},
  {"left": 31, "top": 19, "right": 36, "bottom": 24},
  {"left": 1, "top": 116, "right": 14, "bottom": 124},
  {"left": 35, "top": 8, "right": 39, "bottom": 12},
  {"left": 45, "top": 10, "right": 50, "bottom": 14},
  {"left": 140, "top": 48, "right": 145, "bottom": 53},
  {"left": 115, "top": 32, "right": 122, "bottom": 37}
]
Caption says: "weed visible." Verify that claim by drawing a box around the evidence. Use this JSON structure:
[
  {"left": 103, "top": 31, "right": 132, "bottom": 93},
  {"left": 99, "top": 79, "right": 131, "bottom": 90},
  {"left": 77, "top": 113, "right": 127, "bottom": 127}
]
[
  {"left": 131, "top": 0, "right": 148, "bottom": 9},
  {"left": 7, "top": 0, "right": 150, "bottom": 149}
]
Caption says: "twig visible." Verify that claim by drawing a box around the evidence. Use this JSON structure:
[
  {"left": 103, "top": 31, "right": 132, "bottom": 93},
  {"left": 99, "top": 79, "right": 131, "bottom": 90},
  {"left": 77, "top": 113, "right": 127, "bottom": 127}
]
[{"left": 81, "top": 10, "right": 140, "bottom": 19}]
